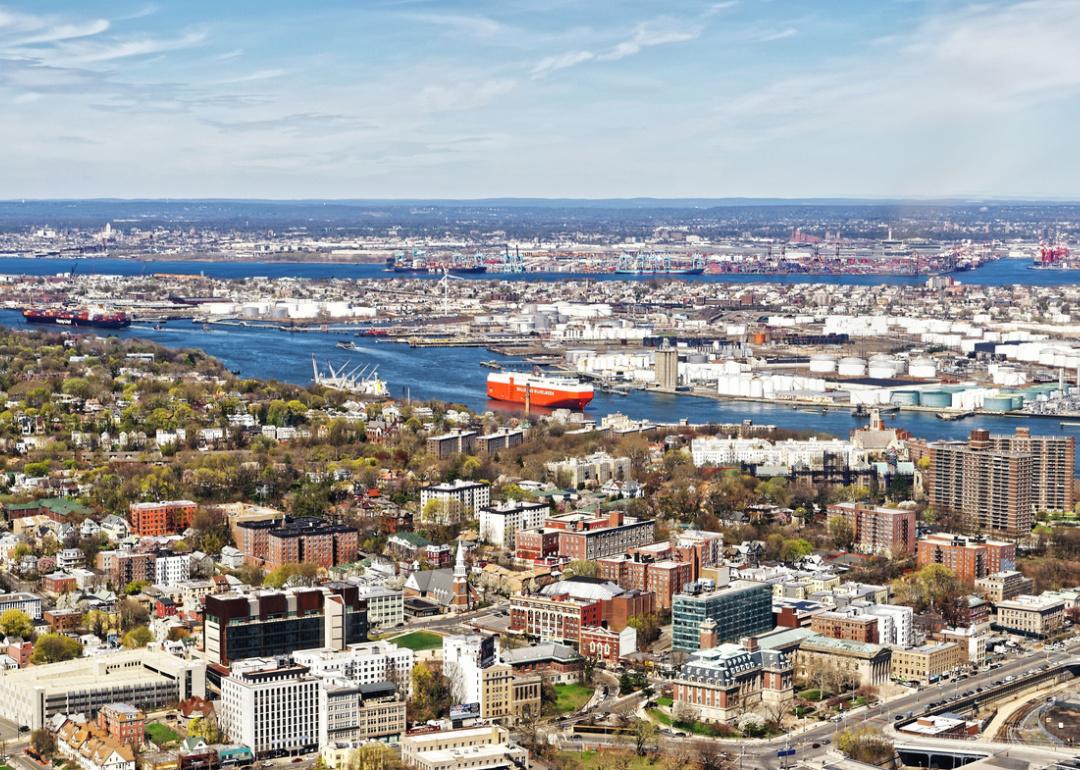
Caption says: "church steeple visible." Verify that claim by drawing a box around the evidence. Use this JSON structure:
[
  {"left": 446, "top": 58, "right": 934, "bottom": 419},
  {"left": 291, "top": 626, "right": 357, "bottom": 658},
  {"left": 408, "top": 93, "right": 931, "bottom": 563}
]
[{"left": 451, "top": 541, "right": 470, "bottom": 609}]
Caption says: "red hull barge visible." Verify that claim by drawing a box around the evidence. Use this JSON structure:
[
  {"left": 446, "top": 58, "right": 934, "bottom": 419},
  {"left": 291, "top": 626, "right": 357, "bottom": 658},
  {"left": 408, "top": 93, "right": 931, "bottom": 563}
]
[{"left": 487, "top": 371, "right": 594, "bottom": 410}]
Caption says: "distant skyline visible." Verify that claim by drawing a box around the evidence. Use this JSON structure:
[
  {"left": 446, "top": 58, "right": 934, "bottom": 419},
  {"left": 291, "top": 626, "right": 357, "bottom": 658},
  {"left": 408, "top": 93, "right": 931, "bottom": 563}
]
[{"left": 2, "top": 1, "right": 1079, "bottom": 200}]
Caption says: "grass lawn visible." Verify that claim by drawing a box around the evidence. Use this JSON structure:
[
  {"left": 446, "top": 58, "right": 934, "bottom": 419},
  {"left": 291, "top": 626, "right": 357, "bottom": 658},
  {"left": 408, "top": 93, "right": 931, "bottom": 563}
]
[
  {"left": 558, "top": 751, "right": 663, "bottom": 770},
  {"left": 645, "top": 709, "right": 723, "bottom": 737},
  {"left": 655, "top": 695, "right": 673, "bottom": 707},
  {"left": 553, "top": 682, "right": 593, "bottom": 714},
  {"left": 798, "top": 688, "right": 832, "bottom": 701},
  {"left": 391, "top": 630, "right": 443, "bottom": 651},
  {"left": 145, "top": 722, "right": 180, "bottom": 745}
]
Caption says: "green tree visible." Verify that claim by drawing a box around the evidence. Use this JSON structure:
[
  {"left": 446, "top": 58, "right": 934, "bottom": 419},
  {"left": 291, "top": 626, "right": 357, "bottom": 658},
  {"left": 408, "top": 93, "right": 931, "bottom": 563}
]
[
  {"left": 30, "top": 633, "right": 82, "bottom": 664},
  {"left": 564, "top": 559, "right": 599, "bottom": 578},
  {"left": 122, "top": 625, "right": 153, "bottom": 649},
  {"left": 828, "top": 516, "right": 856, "bottom": 550},
  {"left": 892, "top": 563, "right": 967, "bottom": 625},
  {"left": 0, "top": 608, "right": 34, "bottom": 639},
  {"left": 780, "top": 538, "right": 814, "bottom": 564},
  {"left": 407, "top": 662, "right": 453, "bottom": 723},
  {"left": 836, "top": 726, "right": 894, "bottom": 765},
  {"left": 187, "top": 715, "right": 223, "bottom": 743}
]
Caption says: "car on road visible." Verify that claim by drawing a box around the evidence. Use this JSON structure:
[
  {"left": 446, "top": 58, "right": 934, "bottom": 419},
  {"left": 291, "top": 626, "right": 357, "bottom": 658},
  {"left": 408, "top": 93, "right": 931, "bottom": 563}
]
[
  {"left": 262, "top": 763, "right": 273, "bottom": 768},
  {"left": 811, "top": 743, "right": 820, "bottom": 748}
]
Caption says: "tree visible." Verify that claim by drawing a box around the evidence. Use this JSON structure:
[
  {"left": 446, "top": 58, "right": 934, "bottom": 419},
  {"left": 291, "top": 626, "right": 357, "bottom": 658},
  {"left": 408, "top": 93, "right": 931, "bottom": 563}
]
[
  {"left": 892, "top": 563, "right": 967, "bottom": 625},
  {"left": 125, "top": 579, "right": 148, "bottom": 596},
  {"left": 407, "top": 662, "right": 453, "bottom": 723},
  {"left": 564, "top": 560, "right": 598, "bottom": 578},
  {"left": 187, "top": 715, "right": 223, "bottom": 743},
  {"left": 828, "top": 516, "right": 856, "bottom": 550},
  {"left": 29, "top": 728, "right": 56, "bottom": 760},
  {"left": 693, "top": 740, "right": 733, "bottom": 770},
  {"left": 632, "top": 718, "right": 659, "bottom": 756},
  {"left": 672, "top": 700, "right": 699, "bottom": 729},
  {"left": 779, "top": 538, "right": 813, "bottom": 564},
  {"left": 118, "top": 598, "right": 149, "bottom": 630},
  {"left": 836, "top": 726, "right": 894, "bottom": 765},
  {"left": 345, "top": 742, "right": 401, "bottom": 770},
  {"left": 31, "top": 632, "right": 82, "bottom": 664},
  {"left": 627, "top": 613, "right": 662, "bottom": 645},
  {"left": 0, "top": 608, "right": 33, "bottom": 639},
  {"left": 122, "top": 625, "right": 153, "bottom": 649}
]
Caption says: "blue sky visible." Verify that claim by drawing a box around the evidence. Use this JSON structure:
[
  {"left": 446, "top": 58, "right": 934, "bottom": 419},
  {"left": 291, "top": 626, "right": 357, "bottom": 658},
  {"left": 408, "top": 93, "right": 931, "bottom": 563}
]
[{"left": 1, "top": 0, "right": 1078, "bottom": 199}]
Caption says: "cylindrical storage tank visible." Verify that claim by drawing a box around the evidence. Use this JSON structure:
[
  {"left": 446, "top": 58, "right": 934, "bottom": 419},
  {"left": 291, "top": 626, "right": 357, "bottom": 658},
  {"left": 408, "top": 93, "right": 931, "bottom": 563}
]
[
  {"left": 891, "top": 390, "right": 921, "bottom": 406},
  {"left": 868, "top": 356, "right": 898, "bottom": 379},
  {"left": 908, "top": 357, "right": 936, "bottom": 378},
  {"left": 686, "top": 352, "right": 707, "bottom": 365},
  {"left": 1011, "top": 395, "right": 1025, "bottom": 409},
  {"left": 837, "top": 357, "right": 867, "bottom": 377},
  {"left": 809, "top": 355, "right": 836, "bottom": 373},
  {"left": 982, "top": 396, "right": 1013, "bottom": 412},
  {"left": 920, "top": 391, "right": 953, "bottom": 409}
]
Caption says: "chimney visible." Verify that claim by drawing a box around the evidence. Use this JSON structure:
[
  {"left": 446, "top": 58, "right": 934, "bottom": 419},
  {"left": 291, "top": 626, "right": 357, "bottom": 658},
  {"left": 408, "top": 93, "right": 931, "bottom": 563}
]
[
  {"left": 742, "top": 636, "right": 758, "bottom": 653},
  {"left": 699, "top": 618, "right": 717, "bottom": 650},
  {"left": 609, "top": 509, "right": 624, "bottom": 528}
]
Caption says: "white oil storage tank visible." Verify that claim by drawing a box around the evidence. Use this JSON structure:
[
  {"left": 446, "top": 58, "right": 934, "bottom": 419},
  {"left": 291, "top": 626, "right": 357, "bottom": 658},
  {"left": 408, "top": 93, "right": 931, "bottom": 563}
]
[
  {"left": 837, "top": 357, "right": 867, "bottom": 377},
  {"left": 868, "top": 355, "right": 898, "bottom": 379},
  {"left": 908, "top": 357, "right": 937, "bottom": 379},
  {"left": 809, "top": 355, "right": 837, "bottom": 374}
]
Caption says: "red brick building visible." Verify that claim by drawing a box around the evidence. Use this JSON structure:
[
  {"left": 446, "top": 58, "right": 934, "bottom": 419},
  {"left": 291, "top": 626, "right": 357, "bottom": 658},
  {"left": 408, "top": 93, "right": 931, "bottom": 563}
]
[
  {"left": 237, "top": 516, "right": 359, "bottom": 568},
  {"left": 514, "top": 529, "right": 560, "bottom": 562},
  {"left": 809, "top": 611, "right": 880, "bottom": 643},
  {"left": 107, "top": 550, "right": 156, "bottom": 588},
  {"left": 598, "top": 555, "right": 693, "bottom": 609},
  {"left": 827, "top": 502, "right": 916, "bottom": 556},
  {"left": 97, "top": 703, "right": 146, "bottom": 748},
  {"left": 509, "top": 594, "right": 602, "bottom": 644},
  {"left": 129, "top": 500, "right": 197, "bottom": 537},
  {"left": 579, "top": 625, "right": 626, "bottom": 664},
  {"left": 916, "top": 532, "right": 1016, "bottom": 583}
]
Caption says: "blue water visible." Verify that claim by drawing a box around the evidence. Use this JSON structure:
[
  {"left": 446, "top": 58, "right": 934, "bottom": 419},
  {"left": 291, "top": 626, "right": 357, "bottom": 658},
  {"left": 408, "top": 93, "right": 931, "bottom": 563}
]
[
  {"left": 1, "top": 255, "right": 1078, "bottom": 286},
  {"left": 1, "top": 308, "right": 1074, "bottom": 454}
]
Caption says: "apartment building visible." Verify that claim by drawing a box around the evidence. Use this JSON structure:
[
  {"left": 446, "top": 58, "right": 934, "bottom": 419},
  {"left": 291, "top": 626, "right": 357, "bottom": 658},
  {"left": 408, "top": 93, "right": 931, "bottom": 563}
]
[
  {"left": 826, "top": 502, "right": 916, "bottom": 556},
  {"left": 975, "top": 570, "right": 1035, "bottom": 602},
  {"left": 236, "top": 517, "right": 359, "bottom": 569},
  {"left": 319, "top": 681, "right": 406, "bottom": 745},
  {"left": 924, "top": 430, "right": 1033, "bottom": 536},
  {"left": 478, "top": 501, "right": 549, "bottom": 549},
  {"left": 986, "top": 427, "right": 1075, "bottom": 513},
  {"left": 153, "top": 554, "right": 190, "bottom": 586},
  {"left": 96, "top": 703, "right": 146, "bottom": 748},
  {"left": 292, "top": 641, "right": 414, "bottom": 694},
  {"left": 545, "top": 452, "right": 632, "bottom": 487},
  {"left": 810, "top": 610, "right": 880, "bottom": 644},
  {"left": 128, "top": 501, "right": 197, "bottom": 537},
  {"left": 426, "top": 431, "right": 478, "bottom": 459},
  {"left": 916, "top": 533, "right": 1016, "bottom": 583},
  {"left": 419, "top": 480, "right": 491, "bottom": 525}
]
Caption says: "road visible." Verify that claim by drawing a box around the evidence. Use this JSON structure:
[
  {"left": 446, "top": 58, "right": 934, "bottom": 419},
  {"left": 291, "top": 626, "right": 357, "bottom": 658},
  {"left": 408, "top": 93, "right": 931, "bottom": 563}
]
[{"left": 560, "top": 639, "right": 1080, "bottom": 769}]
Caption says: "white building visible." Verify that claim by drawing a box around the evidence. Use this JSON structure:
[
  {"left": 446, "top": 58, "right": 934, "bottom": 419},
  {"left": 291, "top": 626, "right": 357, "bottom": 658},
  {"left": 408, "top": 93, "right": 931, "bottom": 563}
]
[
  {"left": 0, "top": 591, "right": 43, "bottom": 619},
  {"left": 442, "top": 635, "right": 497, "bottom": 706},
  {"left": 419, "top": 480, "right": 491, "bottom": 525},
  {"left": 854, "top": 603, "right": 914, "bottom": 648},
  {"left": 219, "top": 659, "right": 320, "bottom": 757},
  {"left": 545, "top": 452, "right": 632, "bottom": 487},
  {"left": 478, "top": 501, "right": 549, "bottom": 549},
  {"left": 690, "top": 436, "right": 867, "bottom": 471},
  {"left": 400, "top": 725, "right": 527, "bottom": 770},
  {"left": 355, "top": 586, "right": 404, "bottom": 630},
  {"left": 292, "top": 641, "right": 414, "bottom": 695},
  {"left": 154, "top": 554, "right": 191, "bottom": 586}
]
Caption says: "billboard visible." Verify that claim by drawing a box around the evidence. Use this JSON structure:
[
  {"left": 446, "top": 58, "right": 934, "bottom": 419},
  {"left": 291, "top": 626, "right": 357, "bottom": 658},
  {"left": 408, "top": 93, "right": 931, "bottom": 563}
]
[{"left": 450, "top": 703, "right": 481, "bottom": 722}]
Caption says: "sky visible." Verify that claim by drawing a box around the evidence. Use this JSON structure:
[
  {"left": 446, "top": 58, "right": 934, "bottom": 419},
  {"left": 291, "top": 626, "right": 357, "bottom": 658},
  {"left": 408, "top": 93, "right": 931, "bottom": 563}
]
[{"left": 1, "top": 0, "right": 1079, "bottom": 200}]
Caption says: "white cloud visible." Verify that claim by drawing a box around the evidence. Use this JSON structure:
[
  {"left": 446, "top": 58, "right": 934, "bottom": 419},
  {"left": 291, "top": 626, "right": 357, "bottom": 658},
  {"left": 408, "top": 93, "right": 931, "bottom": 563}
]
[
  {"left": 13, "top": 19, "right": 110, "bottom": 45},
  {"left": 531, "top": 50, "right": 594, "bottom": 78},
  {"left": 416, "top": 78, "right": 516, "bottom": 112},
  {"left": 404, "top": 12, "right": 508, "bottom": 38},
  {"left": 531, "top": 19, "right": 701, "bottom": 78},
  {"left": 754, "top": 26, "right": 797, "bottom": 43}
]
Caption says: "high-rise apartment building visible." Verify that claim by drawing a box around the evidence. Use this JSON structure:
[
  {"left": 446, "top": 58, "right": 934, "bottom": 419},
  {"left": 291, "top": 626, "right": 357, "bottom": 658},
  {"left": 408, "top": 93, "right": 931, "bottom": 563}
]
[
  {"left": 925, "top": 430, "right": 1033, "bottom": 536},
  {"left": 916, "top": 532, "right": 1016, "bottom": 583},
  {"left": 826, "top": 503, "right": 916, "bottom": 556},
  {"left": 986, "top": 427, "right": 1075, "bottom": 513}
]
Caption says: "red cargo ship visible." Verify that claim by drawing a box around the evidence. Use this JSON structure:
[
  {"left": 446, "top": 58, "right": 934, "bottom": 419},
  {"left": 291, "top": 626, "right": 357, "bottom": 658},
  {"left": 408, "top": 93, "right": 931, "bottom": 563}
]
[
  {"left": 22, "top": 307, "right": 131, "bottom": 329},
  {"left": 487, "top": 371, "right": 594, "bottom": 410}
]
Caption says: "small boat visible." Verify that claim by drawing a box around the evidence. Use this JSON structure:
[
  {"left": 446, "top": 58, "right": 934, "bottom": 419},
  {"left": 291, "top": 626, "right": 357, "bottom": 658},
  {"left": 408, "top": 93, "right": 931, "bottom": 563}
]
[
  {"left": 480, "top": 360, "right": 502, "bottom": 370},
  {"left": 337, "top": 341, "right": 359, "bottom": 351},
  {"left": 936, "top": 411, "right": 973, "bottom": 421}
]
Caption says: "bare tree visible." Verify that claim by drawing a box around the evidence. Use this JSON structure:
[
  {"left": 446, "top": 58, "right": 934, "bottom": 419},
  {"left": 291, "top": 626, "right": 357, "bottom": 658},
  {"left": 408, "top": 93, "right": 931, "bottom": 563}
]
[{"left": 693, "top": 740, "right": 734, "bottom": 770}]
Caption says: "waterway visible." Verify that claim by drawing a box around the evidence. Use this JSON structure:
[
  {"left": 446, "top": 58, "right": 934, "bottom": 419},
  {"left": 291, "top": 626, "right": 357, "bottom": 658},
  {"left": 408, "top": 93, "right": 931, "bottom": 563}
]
[
  {"left": 2, "top": 308, "right": 1077, "bottom": 455},
  {"left": 3, "top": 255, "right": 1080, "bottom": 286}
]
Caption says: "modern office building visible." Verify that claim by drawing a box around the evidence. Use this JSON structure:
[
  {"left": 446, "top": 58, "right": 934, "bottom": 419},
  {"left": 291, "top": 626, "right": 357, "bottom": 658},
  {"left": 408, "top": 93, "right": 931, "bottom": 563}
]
[
  {"left": 0, "top": 649, "right": 206, "bottom": 730},
  {"left": 916, "top": 533, "right": 1016, "bottom": 583},
  {"left": 826, "top": 502, "right": 916, "bottom": 556},
  {"left": 0, "top": 591, "right": 43, "bottom": 619},
  {"left": 219, "top": 659, "right": 320, "bottom": 757},
  {"left": 672, "top": 580, "right": 774, "bottom": 651},
  {"left": 202, "top": 585, "right": 369, "bottom": 666}
]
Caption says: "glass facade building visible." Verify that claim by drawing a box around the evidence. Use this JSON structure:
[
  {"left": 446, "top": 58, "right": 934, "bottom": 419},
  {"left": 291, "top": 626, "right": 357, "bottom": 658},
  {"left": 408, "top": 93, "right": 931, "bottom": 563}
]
[{"left": 672, "top": 580, "right": 774, "bottom": 651}]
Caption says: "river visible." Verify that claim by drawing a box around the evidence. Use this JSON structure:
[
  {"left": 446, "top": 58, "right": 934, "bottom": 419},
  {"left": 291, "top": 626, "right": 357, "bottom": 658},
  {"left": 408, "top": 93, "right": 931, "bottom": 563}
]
[
  {"left": 1, "top": 308, "right": 1076, "bottom": 457},
  {"left": 2, "top": 255, "right": 1080, "bottom": 286}
]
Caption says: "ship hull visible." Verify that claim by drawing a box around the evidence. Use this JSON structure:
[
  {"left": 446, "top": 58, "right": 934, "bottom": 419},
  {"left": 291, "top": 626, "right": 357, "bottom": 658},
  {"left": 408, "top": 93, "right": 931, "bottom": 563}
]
[
  {"left": 23, "top": 311, "right": 130, "bottom": 329},
  {"left": 614, "top": 267, "right": 705, "bottom": 275},
  {"left": 487, "top": 378, "right": 593, "bottom": 410}
]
